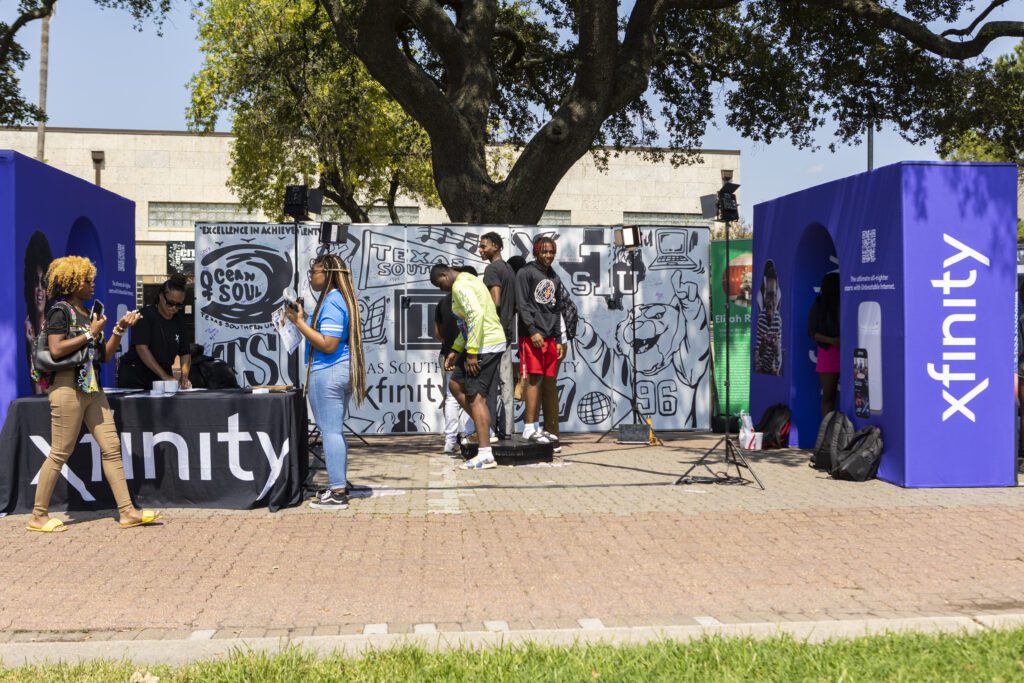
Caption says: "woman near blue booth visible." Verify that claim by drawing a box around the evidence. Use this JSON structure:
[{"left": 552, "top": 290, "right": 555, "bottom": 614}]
[
  {"left": 808, "top": 272, "right": 840, "bottom": 416},
  {"left": 28, "top": 256, "right": 158, "bottom": 532},
  {"left": 285, "top": 253, "right": 366, "bottom": 510}
]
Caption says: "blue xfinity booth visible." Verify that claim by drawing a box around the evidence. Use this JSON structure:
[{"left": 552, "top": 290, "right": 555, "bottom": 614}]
[
  {"left": 0, "top": 151, "right": 136, "bottom": 424},
  {"left": 751, "top": 161, "right": 1018, "bottom": 488}
]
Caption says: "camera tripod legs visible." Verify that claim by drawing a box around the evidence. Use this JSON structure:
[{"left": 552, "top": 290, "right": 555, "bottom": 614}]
[{"left": 673, "top": 435, "right": 765, "bottom": 489}]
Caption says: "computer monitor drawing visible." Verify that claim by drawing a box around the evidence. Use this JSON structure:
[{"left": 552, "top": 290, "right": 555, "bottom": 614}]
[{"left": 652, "top": 229, "right": 696, "bottom": 269}]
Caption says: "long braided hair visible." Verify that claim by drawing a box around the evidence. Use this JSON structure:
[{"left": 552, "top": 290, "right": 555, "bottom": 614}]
[{"left": 304, "top": 252, "right": 366, "bottom": 406}]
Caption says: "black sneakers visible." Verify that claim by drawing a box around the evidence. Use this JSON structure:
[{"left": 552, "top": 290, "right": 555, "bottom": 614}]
[{"left": 310, "top": 489, "right": 349, "bottom": 510}]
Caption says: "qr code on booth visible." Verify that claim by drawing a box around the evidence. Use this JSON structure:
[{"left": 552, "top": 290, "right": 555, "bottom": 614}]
[{"left": 861, "top": 229, "right": 876, "bottom": 264}]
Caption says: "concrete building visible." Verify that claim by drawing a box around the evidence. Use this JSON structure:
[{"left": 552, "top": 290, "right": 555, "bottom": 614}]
[{"left": 0, "top": 126, "right": 740, "bottom": 294}]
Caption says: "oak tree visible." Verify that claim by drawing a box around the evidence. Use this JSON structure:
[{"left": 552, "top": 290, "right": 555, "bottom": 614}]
[
  {"left": 188, "top": 0, "right": 439, "bottom": 223},
  {"left": 317, "top": 0, "right": 1024, "bottom": 224}
]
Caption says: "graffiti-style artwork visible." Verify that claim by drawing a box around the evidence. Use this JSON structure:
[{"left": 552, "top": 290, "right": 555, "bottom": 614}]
[{"left": 196, "top": 224, "right": 711, "bottom": 433}]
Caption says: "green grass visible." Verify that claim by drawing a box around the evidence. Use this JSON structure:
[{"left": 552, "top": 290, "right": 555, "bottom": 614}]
[{"left": 3, "top": 629, "right": 1024, "bottom": 682}]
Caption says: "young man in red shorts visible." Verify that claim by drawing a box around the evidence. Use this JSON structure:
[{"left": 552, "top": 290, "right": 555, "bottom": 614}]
[{"left": 515, "top": 236, "right": 564, "bottom": 444}]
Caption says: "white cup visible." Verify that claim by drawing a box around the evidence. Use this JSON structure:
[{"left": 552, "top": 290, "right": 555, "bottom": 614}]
[
  {"left": 150, "top": 381, "right": 164, "bottom": 396},
  {"left": 162, "top": 380, "right": 179, "bottom": 395}
]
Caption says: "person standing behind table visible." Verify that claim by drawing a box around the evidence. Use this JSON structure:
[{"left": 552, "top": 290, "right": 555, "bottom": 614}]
[
  {"left": 285, "top": 253, "right": 367, "bottom": 510},
  {"left": 808, "top": 272, "right": 840, "bottom": 416},
  {"left": 479, "top": 232, "right": 517, "bottom": 440},
  {"left": 516, "top": 236, "right": 564, "bottom": 445},
  {"left": 116, "top": 275, "right": 191, "bottom": 390},
  {"left": 430, "top": 263, "right": 507, "bottom": 470},
  {"left": 27, "top": 256, "right": 158, "bottom": 533}
]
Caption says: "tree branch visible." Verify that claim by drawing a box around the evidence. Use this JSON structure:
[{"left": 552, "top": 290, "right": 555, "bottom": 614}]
[
  {"left": 941, "top": 0, "right": 1010, "bottom": 38},
  {"left": 403, "top": 0, "right": 467, "bottom": 69},
  {"left": 0, "top": 0, "right": 57, "bottom": 66},
  {"left": 386, "top": 172, "right": 401, "bottom": 224},
  {"left": 810, "top": 0, "right": 1024, "bottom": 59}
]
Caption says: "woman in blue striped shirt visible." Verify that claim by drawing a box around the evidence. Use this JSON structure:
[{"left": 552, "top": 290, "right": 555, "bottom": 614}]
[{"left": 286, "top": 253, "right": 366, "bottom": 510}]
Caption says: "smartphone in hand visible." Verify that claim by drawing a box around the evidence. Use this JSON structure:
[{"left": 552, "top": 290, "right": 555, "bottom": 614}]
[{"left": 90, "top": 300, "right": 104, "bottom": 321}]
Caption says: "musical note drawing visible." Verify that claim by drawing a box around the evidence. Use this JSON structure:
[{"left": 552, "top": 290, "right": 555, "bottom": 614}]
[{"left": 416, "top": 226, "right": 480, "bottom": 254}]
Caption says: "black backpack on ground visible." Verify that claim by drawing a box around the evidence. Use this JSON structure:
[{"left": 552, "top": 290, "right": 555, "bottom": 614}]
[
  {"left": 831, "top": 426, "right": 884, "bottom": 481},
  {"left": 811, "top": 411, "right": 854, "bottom": 471},
  {"left": 755, "top": 403, "right": 792, "bottom": 449},
  {"left": 190, "top": 355, "right": 240, "bottom": 390}
]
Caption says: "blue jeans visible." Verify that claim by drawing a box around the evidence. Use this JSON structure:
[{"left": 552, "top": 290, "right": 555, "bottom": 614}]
[{"left": 309, "top": 361, "right": 352, "bottom": 490}]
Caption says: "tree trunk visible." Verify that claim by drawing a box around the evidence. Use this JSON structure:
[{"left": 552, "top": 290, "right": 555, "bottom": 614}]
[{"left": 320, "top": 171, "right": 369, "bottom": 223}]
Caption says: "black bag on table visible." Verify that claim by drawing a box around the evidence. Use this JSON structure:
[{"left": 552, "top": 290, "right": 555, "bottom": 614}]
[
  {"left": 189, "top": 356, "right": 240, "bottom": 390},
  {"left": 755, "top": 403, "right": 792, "bottom": 449},
  {"left": 811, "top": 410, "right": 854, "bottom": 471},
  {"left": 831, "top": 426, "right": 883, "bottom": 481}
]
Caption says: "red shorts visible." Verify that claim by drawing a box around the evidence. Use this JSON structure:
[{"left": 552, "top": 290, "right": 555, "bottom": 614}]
[{"left": 519, "top": 336, "right": 559, "bottom": 377}]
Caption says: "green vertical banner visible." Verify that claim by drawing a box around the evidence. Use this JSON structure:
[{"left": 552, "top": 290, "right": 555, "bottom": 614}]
[{"left": 710, "top": 239, "right": 753, "bottom": 416}]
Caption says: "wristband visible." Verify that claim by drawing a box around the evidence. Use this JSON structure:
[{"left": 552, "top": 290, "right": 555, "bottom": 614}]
[
  {"left": 83, "top": 331, "right": 95, "bottom": 342},
  {"left": 113, "top": 326, "right": 126, "bottom": 336}
]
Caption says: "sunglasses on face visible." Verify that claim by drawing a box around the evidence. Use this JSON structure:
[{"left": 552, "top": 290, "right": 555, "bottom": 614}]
[{"left": 164, "top": 298, "right": 186, "bottom": 309}]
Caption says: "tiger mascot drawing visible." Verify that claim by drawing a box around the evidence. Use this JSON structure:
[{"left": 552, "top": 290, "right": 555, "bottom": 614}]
[{"left": 574, "top": 270, "right": 710, "bottom": 427}]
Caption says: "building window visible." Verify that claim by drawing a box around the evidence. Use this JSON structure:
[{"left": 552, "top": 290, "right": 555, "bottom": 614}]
[
  {"left": 540, "top": 210, "right": 571, "bottom": 226},
  {"left": 623, "top": 211, "right": 708, "bottom": 226},
  {"left": 320, "top": 205, "right": 420, "bottom": 224},
  {"left": 367, "top": 205, "right": 420, "bottom": 224},
  {"left": 149, "top": 202, "right": 259, "bottom": 229}
]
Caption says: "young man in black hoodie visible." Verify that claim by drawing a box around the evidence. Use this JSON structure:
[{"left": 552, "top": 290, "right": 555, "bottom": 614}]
[{"left": 515, "top": 236, "right": 564, "bottom": 444}]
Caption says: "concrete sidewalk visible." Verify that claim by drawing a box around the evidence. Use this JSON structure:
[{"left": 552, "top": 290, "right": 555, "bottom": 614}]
[{"left": 2, "top": 433, "right": 1023, "bottom": 663}]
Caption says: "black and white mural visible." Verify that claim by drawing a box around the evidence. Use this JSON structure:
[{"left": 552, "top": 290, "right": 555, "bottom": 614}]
[{"left": 196, "top": 223, "right": 711, "bottom": 433}]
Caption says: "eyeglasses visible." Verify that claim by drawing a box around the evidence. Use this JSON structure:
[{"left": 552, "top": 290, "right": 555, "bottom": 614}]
[{"left": 164, "top": 299, "right": 186, "bottom": 309}]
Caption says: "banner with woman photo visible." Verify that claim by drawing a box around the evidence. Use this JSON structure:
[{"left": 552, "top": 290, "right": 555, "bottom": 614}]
[{"left": 710, "top": 239, "right": 752, "bottom": 415}]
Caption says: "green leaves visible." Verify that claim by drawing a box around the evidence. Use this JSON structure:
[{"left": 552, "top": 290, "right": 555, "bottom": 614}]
[{"left": 188, "top": 0, "right": 437, "bottom": 222}]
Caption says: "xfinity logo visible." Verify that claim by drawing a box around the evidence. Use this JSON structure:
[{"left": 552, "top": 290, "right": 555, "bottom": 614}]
[
  {"left": 926, "top": 234, "right": 990, "bottom": 422},
  {"left": 30, "top": 414, "right": 288, "bottom": 502}
]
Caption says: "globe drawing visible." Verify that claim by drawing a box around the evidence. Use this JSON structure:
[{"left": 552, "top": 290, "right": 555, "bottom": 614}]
[{"left": 577, "top": 391, "right": 612, "bottom": 425}]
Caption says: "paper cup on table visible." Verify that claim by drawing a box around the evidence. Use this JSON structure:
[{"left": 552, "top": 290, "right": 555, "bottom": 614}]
[
  {"left": 162, "top": 380, "right": 179, "bottom": 395},
  {"left": 150, "top": 382, "right": 164, "bottom": 396}
]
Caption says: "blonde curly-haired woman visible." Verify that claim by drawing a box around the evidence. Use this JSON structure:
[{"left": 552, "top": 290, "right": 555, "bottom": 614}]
[{"left": 27, "top": 256, "right": 160, "bottom": 533}]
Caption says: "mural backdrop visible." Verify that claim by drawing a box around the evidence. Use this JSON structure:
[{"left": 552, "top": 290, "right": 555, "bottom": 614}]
[{"left": 196, "top": 223, "right": 712, "bottom": 434}]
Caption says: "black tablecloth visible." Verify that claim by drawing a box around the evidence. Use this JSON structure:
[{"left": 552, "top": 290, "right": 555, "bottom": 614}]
[{"left": 0, "top": 389, "right": 307, "bottom": 514}]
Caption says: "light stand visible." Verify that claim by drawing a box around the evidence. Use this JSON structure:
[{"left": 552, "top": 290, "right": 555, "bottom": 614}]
[
  {"left": 674, "top": 180, "right": 763, "bottom": 489},
  {"left": 598, "top": 227, "right": 662, "bottom": 445},
  {"left": 283, "top": 185, "right": 323, "bottom": 389}
]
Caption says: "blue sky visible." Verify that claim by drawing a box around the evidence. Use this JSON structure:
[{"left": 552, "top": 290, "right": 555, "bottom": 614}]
[{"left": 7, "top": 2, "right": 1019, "bottom": 223}]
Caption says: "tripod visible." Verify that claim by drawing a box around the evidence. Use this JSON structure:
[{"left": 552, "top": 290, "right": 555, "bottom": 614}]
[
  {"left": 674, "top": 219, "right": 763, "bottom": 489},
  {"left": 598, "top": 248, "right": 661, "bottom": 445}
]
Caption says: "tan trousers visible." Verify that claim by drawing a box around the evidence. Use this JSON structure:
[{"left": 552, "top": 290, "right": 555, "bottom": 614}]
[
  {"left": 541, "top": 356, "right": 563, "bottom": 436},
  {"left": 33, "top": 370, "right": 133, "bottom": 516}
]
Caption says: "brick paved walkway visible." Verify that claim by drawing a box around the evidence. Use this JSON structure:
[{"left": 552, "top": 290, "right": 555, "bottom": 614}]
[{"left": 2, "top": 433, "right": 1023, "bottom": 643}]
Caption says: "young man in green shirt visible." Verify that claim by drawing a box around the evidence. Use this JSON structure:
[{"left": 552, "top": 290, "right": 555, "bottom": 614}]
[{"left": 430, "top": 264, "right": 507, "bottom": 469}]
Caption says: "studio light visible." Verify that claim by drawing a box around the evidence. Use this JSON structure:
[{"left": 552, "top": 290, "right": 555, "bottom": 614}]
[
  {"left": 717, "top": 182, "right": 740, "bottom": 223},
  {"left": 283, "top": 185, "right": 323, "bottom": 221},
  {"left": 319, "top": 221, "right": 350, "bottom": 245},
  {"left": 614, "top": 224, "right": 642, "bottom": 249}
]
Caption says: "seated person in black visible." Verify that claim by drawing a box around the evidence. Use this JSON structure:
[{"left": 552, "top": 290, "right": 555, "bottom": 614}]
[{"left": 116, "top": 275, "right": 191, "bottom": 389}]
